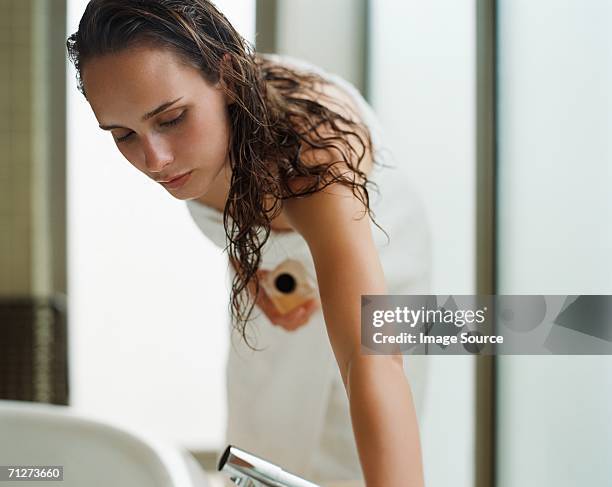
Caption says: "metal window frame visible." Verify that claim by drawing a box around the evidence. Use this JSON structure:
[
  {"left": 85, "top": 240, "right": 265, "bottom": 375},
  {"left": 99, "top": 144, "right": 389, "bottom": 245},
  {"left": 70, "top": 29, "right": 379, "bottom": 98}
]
[
  {"left": 255, "top": 0, "right": 278, "bottom": 53},
  {"left": 475, "top": 0, "right": 498, "bottom": 486}
]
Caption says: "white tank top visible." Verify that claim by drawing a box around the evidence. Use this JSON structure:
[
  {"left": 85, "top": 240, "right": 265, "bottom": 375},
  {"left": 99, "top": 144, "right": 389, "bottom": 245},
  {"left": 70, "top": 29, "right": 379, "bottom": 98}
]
[{"left": 186, "top": 54, "right": 431, "bottom": 484}]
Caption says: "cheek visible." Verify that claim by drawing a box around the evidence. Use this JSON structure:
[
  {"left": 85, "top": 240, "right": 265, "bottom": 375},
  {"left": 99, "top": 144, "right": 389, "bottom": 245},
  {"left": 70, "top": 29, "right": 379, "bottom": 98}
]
[
  {"left": 116, "top": 143, "right": 146, "bottom": 172},
  {"left": 184, "top": 111, "right": 230, "bottom": 162}
]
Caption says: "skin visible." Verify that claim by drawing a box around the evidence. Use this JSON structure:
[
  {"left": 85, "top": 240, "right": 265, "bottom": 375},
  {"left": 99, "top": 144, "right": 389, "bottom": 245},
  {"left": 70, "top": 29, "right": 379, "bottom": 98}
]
[{"left": 83, "top": 46, "right": 425, "bottom": 486}]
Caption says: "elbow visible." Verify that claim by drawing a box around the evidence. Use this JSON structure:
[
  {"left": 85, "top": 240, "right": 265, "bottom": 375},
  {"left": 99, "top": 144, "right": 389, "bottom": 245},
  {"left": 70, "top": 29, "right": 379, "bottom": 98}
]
[{"left": 343, "top": 351, "right": 405, "bottom": 393}]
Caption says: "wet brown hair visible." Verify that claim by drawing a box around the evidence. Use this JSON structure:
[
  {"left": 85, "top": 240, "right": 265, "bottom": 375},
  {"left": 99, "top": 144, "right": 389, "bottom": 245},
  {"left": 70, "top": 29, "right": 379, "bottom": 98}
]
[{"left": 67, "top": 0, "right": 387, "bottom": 349}]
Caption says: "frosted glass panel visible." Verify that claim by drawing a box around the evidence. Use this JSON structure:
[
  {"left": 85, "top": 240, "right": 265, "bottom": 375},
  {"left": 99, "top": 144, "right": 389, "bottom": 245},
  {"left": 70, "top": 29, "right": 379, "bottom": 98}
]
[{"left": 497, "top": 1, "right": 612, "bottom": 486}]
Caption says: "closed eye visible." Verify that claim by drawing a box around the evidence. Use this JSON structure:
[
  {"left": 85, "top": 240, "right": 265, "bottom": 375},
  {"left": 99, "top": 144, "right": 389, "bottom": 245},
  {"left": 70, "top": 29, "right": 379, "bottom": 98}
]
[
  {"left": 114, "top": 111, "right": 187, "bottom": 143},
  {"left": 115, "top": 131, "right": 134, "bottom": 143},
  {"left": 160, "top": 110, "right": 186, "bottom": 127}
]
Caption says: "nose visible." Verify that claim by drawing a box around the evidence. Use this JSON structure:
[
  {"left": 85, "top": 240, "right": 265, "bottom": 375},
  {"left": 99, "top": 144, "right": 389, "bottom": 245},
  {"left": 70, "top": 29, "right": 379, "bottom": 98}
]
[{"left": 141, "top": 134, "right": 173, "bottom": 173}]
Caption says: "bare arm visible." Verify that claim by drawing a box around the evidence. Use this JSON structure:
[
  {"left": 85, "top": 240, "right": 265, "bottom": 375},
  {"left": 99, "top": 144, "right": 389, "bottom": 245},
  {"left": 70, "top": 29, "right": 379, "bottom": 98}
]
[{"left": 284, "top": 182, "right": 425, "bottom": 487}]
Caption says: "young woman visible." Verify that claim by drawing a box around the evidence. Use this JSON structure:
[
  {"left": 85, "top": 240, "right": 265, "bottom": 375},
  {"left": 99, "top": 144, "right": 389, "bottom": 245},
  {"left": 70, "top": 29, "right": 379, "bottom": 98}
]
[{"left": 67, "top": 1, "right": 431, "bottom": 485}]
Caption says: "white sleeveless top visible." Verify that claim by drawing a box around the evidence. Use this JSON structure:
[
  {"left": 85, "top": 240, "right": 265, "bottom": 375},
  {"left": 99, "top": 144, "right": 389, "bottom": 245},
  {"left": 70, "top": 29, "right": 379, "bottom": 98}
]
[{"left": 186, "top": 54, "right": 431, "bottom": 484}]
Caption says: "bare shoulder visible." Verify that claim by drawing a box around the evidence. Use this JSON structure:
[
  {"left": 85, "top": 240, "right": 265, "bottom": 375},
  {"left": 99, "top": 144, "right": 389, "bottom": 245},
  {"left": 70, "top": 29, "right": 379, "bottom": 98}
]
[
  {"left": 282, "top": 75, "right": 376, "bottom": 239},
  {"left": 260, "top": 56, "right": 377, "bottom": 234},
  {"left": 283, "top": 181, "right": 372, "bottom": 252}
]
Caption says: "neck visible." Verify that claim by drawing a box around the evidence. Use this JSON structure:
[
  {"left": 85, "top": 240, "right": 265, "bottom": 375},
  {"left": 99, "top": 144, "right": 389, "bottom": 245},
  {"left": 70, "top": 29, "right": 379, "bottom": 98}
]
[{"left": 195, "top": 157, "right": 233, "bottom": 209}]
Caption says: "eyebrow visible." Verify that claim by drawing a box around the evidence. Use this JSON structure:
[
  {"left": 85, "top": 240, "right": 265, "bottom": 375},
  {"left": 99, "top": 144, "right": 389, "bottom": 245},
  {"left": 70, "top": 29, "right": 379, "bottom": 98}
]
[{"left": 98, "top": 96, "right": 184, "bottom": 131}]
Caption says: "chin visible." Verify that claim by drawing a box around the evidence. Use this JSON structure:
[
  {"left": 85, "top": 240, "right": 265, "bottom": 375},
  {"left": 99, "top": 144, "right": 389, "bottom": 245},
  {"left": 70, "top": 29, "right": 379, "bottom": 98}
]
[
  {"left": 163, "top": 185, "right": 197, "bottom": 201},
  {"left": 169, "top": 193, "right": 192, "bottom": 201},
  {"left": 163, "top": 173, "right": 209, "bottom": 201}
]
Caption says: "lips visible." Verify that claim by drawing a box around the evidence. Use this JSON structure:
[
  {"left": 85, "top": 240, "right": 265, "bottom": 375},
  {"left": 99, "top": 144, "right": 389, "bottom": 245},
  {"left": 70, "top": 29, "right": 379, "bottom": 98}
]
[
  {"left": 159, "top": 170, "right": 193, "bottom": 190},
  {"left": 159, "top": 171, "right": 188, "bottom": 183}
]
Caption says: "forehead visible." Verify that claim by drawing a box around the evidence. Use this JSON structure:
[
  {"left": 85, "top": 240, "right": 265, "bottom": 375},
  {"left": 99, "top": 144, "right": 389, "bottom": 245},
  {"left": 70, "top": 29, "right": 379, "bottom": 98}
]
[{"left": 82, "top": 46, "right": 209, "bottom": 122}]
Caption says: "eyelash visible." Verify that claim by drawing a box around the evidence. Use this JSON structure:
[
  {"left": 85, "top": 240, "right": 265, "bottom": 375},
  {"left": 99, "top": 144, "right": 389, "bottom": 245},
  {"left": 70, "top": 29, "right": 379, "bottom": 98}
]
[{"left": 115, "top": 111, "right": 186, "bottom": 143}]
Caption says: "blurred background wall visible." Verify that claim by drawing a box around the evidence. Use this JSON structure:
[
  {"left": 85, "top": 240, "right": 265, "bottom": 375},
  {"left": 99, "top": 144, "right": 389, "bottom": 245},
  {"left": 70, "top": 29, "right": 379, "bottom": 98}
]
[
  {"left": 0, "top": 0, "right": 66, "bottom": 298},
  {"left": 0, "top": 0, "right": 68, "bottom": 406},
  {"left": 496, "top": 1, "right": 612, "bottom": 486}
]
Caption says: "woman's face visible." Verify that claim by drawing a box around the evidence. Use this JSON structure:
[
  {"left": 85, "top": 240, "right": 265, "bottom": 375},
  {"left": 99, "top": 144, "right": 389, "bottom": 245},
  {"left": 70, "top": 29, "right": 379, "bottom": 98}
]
[{"left": 82, "top": 45, "right": 231, "bottom": 199}]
